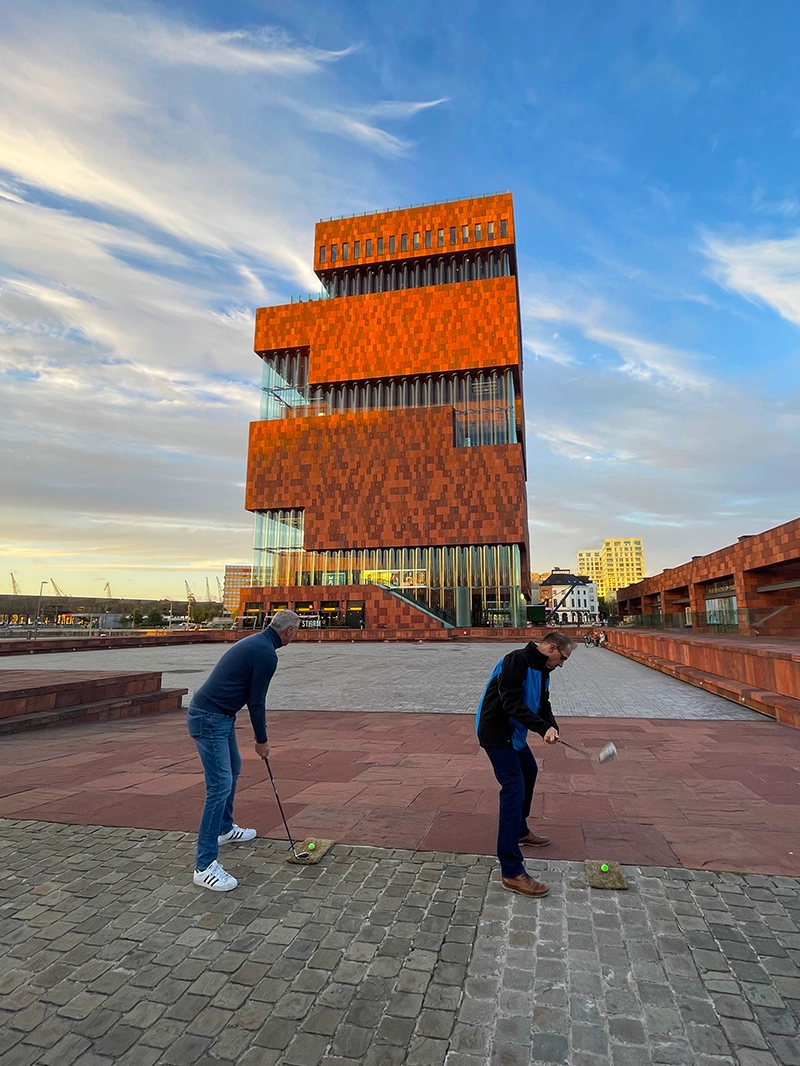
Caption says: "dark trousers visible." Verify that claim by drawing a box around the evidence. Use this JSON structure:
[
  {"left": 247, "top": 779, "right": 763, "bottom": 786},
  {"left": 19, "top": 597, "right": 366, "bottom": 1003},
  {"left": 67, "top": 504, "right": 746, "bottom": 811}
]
[{"left": 485, "top": 745, "right": 538, "bottom": 878}]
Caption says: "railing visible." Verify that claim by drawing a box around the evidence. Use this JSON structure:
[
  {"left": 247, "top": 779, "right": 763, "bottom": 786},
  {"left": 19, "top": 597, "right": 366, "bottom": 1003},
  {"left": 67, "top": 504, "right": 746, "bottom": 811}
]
[
  {"left": 377, "top": 585, "right": 455, "bottom": 627},
  {"left": 319, "top": 193, "right": 510, "bottom": 223},
  {"left": 620, "top": 607, "right": 800, "bottom": 638}
]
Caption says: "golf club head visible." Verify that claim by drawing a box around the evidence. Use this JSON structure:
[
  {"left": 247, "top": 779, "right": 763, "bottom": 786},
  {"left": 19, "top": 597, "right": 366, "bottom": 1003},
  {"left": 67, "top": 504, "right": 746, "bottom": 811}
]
[{"left": 598, "top": 742, "right": 617, "bottom": 763}]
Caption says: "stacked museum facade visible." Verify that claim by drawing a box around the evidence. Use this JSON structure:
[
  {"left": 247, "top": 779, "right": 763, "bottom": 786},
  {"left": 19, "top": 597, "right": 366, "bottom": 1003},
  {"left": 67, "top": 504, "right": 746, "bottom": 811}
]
[{"left": 242, "top": 194, "right": 530, "bottom": 630}]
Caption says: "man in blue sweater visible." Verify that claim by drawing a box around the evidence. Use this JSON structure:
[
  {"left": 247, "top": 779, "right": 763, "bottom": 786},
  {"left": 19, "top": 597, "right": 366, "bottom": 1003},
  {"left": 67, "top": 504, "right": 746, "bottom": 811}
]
[{"left": 188, "top": 609, "right": 301, "bottom": 891}]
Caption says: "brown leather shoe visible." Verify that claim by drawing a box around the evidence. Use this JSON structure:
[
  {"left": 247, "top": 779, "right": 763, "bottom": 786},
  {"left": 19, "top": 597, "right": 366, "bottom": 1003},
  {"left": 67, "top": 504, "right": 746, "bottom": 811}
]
[
  {"left": 501, "top": 873, "right": 549, "bottom": 898},
  {"left": 519, "top": 831, "right": 550, "bottom": 847}
]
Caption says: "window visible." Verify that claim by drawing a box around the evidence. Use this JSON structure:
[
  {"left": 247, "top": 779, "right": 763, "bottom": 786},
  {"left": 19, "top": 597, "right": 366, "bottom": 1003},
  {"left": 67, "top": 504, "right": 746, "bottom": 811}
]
[
  {"left": 330, "top": 244, "right": 338, "bottom": 263},
  {"left": 414, "top": 232, "right": 420, "bottom": 250},
  {"left": 342, "top": 242, "right": 349, "bottom": 261},
  {"left": 401, "top": 234, "right": 408, "bottom": 252},
  {"left": 388, "top": 236, "right": 395, "bottom": 253},
  {"left": 319, "top": 246, "right": 326, "bottom": 263},
  {"left": 438, "top": 228, "right": 444, "bottom": 247},
  {"left": 425, "top": 230, "right": 432, "bottom": 249},
  {"left": 487, "top": 222, "right": 495, "bottom": 239},
  {"left": 475, "top": 223, "right": 482, "bottom": 241},
  {"left": 500, "top": 219, "right": 507, "bottom": 238},
  {"left": 366, "top": 238, "right": 373, "bottom": 256},
  {"left": 462, "top": 225, "right": 469, "bottom": 242},
  {"left": 450, "top": 227, "right": 457, "bottom": 245},
  {"left": 353, "top": 241, "right": 360, "bottom": 258},
  {"left": 377, "top": 237, "right": 384, "bottom": 254}
]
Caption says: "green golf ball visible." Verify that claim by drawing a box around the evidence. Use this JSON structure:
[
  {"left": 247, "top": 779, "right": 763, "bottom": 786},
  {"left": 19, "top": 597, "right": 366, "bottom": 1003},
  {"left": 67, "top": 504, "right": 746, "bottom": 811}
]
[
  {"left": 601, "top": 864, "right": 609, "bottom": 872},
  {"left": 307, "top": 842, "right": 316, "bottom": 851}
]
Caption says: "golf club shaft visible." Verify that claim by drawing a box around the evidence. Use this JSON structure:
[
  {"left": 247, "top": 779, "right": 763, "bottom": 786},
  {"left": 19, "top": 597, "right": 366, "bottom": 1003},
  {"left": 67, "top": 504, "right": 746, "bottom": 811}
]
[
  {"left": 557, "top": 739, "right": 584, "bottom": 754},
  {"left": 264, "top": 756, "right": 303, "bottom": 857}
]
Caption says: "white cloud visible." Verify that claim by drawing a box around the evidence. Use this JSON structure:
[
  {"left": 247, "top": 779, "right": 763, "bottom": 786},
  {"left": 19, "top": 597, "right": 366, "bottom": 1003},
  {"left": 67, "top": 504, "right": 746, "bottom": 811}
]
[
  {"left": 704, "top": 231, "right": 800, "bottom": 327},
  {"left": 520, "top": 272, "right": 800, "bottom": 572},
  {"left": 0, "top": 1, "right": 438, "bottom": 598}
]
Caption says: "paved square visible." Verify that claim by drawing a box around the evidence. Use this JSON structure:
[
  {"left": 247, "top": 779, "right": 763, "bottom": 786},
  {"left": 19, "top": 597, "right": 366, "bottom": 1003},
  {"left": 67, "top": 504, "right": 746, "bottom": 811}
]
[
  {"left": 0, "top": 641, "right": 764, "bottom": 718},
  {"left": 1, "top": 820, "right": 799, "bottom": 1066}
]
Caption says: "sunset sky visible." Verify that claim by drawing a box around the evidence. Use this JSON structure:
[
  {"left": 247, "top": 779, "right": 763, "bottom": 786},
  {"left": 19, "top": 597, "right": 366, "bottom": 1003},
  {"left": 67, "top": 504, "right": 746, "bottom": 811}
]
[{"left": 3, "top": 0, "right": 800, "bottom": 598}]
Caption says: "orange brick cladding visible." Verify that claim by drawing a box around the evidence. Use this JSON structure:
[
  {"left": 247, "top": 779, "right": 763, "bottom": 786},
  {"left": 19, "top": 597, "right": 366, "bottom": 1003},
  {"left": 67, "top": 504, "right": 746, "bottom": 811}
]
[
  {"left": 315, "top": 193, "right": 515, "bottom": 271},
  {"left": 254, "top": 277, "right": 521, "bottom": 385},
  {"left": 246, "top": 192, "right": 529, "bottom": 628}
]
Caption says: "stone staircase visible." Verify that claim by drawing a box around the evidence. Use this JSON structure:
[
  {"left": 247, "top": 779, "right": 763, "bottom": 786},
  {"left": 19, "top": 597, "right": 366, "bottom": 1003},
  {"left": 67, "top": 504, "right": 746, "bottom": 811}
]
[
  {"left": 0, "top": 670, "right": 187, "bottom": 734},
  {"left": 605, "top": 638, "right": 800, "bottom": 729}
]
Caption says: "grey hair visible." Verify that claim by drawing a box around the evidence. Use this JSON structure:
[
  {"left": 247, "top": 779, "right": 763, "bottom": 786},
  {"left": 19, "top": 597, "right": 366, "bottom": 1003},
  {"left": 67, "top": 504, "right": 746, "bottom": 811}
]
[
  {"left": 539, "top": 631, "right": 574, "bottom": 652},
  {"left": 268, "top": 609, "right": 301, "bottom": 633}
]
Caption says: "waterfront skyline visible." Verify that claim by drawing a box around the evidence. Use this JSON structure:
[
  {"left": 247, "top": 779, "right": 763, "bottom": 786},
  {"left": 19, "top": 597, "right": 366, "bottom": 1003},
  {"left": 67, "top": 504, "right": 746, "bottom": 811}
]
[{"left": 3, "top": 1, "right": 800, "bottom": 599}]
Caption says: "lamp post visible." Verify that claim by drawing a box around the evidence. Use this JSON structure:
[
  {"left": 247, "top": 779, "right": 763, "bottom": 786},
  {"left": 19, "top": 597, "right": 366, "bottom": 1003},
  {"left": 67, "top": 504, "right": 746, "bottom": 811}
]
[{"left": 33, "top": 580, "right": 47, "bottom": 640}]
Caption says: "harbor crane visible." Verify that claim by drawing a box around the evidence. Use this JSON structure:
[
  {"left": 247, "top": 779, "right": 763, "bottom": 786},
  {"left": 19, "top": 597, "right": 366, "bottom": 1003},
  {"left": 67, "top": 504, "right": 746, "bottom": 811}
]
[
  {"left": 104, "top": 583, "right": 112, "bottom": 598},
  {"left": 184, "top": 581, "right": 196, "bottom": 624},
  {"left": 216, "top": 576, "right": 224, "bottom": 601},
  {"left": 10, "top": 572, "right": 21, "bottom": 595},
  {"left": 50, "top": 579, "right": 68, "bottom": 597},
  {"left": 205, "top": 578, "right": 212, "bottom": 602}
]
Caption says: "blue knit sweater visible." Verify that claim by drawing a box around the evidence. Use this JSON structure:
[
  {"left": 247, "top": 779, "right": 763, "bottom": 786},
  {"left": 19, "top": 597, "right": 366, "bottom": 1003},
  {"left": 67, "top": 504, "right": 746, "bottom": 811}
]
[{"left": 191, "top": 628, "right": 282, "bottom": 743}]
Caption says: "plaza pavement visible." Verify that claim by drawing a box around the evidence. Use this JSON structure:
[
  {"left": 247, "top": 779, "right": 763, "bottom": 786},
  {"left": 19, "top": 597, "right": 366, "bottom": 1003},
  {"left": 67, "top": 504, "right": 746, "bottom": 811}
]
[
  {"left": 2, "top": 642, "right": 799, "bottom": 1065},
  {"left": 2, "top": 820, "right": 800, "bottom": 1066},
  {"left": 0, "top": 639, "right": 768, "bottom": 717}
]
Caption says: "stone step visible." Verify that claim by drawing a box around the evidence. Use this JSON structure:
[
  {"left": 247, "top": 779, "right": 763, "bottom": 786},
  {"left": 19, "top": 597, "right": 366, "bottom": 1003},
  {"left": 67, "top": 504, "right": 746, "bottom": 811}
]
[
  {"left": 0, "top": 670, "right": 163, "bottom": 719},
  {"left": 0, "top": 687, "right": 187, "bottom": 734},
  {"left": 606, "top": 645, "right": 800, "bottom": 728}
]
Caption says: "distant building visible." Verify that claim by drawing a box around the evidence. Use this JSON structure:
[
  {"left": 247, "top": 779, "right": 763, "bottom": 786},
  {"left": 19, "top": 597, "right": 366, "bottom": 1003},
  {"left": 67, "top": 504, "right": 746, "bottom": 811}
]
[
  {"left": 577, "top": 538, "right": 645, "bottom": 598},
  {"left": 223, "top": 566, "right": 252, "bottom": 617},
  {"left": 541, "top": 572, "right": 599, "bottom": 625}
]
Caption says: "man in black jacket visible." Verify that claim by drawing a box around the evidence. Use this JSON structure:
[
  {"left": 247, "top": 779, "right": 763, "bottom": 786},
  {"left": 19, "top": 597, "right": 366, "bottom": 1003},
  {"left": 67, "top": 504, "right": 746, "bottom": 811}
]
[{"left": 476, "top": 632, "right": 574, "bottom": 897}]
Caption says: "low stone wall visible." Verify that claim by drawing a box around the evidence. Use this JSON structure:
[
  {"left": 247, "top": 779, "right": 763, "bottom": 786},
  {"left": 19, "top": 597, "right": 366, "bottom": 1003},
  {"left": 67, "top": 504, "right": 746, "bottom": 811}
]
[
  {"left": 606, "top": 629, "right": 800, "bottom": 728},
  {"left": 1, "top": 625, "right": 588, "bottom": 654}
]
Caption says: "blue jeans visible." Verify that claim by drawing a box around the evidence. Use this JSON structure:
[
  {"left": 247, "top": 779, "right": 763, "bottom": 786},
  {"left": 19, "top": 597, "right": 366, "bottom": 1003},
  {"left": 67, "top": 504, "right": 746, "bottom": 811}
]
[
  {"left": 485, "top": 745, "right": 538, "bottom": 878},
  {"left": 187, "top": 706, "right": 242, "bottom": 871}
]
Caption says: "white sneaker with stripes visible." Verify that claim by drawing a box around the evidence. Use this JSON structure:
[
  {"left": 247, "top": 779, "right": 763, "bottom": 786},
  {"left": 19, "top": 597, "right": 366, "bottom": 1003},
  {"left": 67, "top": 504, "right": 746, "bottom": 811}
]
[
  {"left": 193, "top": 860, "right": 237, "bottom": 892},
  {"left": 218, "top": 825, "right": 257, "bottom": 845}
]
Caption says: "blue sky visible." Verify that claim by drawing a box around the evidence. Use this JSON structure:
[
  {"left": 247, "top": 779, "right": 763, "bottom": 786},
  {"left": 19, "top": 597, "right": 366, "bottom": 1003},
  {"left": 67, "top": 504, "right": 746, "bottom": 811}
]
[{"left": 2, "top": 0, "right": 799, "bottom": 598}]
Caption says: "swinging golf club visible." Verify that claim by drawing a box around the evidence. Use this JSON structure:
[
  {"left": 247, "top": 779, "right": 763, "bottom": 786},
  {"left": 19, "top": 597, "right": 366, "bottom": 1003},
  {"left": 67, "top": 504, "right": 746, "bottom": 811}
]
[
  {"left": 558, "top": 738, "right": 618, "bottom": 763},
  {"left": 263, "top": 756, "right": 309, "bottom": 860}
]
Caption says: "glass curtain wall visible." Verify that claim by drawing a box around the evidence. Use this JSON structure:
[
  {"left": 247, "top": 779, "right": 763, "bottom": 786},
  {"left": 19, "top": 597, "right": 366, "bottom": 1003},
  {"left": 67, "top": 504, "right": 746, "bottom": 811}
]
[
  {"left": 252, "top": 509, "right": 522, "bottom": 625},
  {"left": 260, "top": 352, "right": 517, "bottom": 448},
  {"left": 318, "top": 248, "right": 514, "bottom": 299}
]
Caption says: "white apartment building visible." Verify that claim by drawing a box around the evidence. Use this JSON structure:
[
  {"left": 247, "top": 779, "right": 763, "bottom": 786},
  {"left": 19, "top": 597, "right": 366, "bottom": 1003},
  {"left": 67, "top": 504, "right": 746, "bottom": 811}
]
[{"left": 541, "top": 572, "right": 600, "bottom": 624}]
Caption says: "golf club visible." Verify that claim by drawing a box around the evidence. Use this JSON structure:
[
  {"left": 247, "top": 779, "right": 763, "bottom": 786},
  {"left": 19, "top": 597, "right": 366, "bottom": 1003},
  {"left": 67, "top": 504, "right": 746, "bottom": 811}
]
[
  {"left": 558, "top": 738, "right": 618, "bottom": 763},
  {"left": 263, "top": 756, "right": 309, "bottom": 860}
]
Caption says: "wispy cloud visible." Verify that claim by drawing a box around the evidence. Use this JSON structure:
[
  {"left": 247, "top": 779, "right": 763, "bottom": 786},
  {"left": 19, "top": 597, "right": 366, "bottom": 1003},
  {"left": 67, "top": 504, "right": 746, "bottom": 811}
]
[
  {"left": 0, "top": 1, "right": 439, "bottom": 596},
  {"left": 704, "top": 231, "right": 800, "bottom": 327}
]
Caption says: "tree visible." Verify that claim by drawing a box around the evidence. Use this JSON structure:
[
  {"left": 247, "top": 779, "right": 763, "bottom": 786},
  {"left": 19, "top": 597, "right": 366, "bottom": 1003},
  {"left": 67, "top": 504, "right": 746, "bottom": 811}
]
[{"left": 143, "top": 609, "right": 164, "bottom": 627}]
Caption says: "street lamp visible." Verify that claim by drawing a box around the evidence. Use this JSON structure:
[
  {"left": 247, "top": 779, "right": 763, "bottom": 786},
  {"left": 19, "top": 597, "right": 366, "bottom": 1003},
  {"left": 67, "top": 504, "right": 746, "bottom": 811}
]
[{"left": 33, "top": 580, "right": 47, "bottom": 640}]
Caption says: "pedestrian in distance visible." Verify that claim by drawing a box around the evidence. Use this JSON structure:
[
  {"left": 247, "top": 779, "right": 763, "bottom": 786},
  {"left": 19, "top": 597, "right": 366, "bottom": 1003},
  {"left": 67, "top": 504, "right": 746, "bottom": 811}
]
[
  {"left": 476, "top": 631, "right": 574, "bottom": 898},
  {"left": 187, "top": 609, "right": 301, "bottom": 891}
]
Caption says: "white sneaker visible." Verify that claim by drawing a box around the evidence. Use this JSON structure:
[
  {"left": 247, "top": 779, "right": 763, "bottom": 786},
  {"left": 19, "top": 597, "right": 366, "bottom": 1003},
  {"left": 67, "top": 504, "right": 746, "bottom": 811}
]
[
  {"left": 193, "top": 860, "right": 237, "bottom": 892},
  {"left": 218, "top": 824, "right": 257, "bottom": 845}
]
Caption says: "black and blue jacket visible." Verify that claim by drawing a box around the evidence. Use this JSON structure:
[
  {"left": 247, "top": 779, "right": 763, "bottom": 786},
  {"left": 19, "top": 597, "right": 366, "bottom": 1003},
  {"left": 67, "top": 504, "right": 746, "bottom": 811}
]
[{"left": 475, "top": 643, "right": 558, "bottom": 750}]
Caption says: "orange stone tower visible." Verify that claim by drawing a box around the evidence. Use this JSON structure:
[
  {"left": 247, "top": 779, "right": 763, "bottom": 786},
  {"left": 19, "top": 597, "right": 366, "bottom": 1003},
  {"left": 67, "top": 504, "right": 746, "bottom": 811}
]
[{"left": 242, "top": 193, "right": 530, "bottom": 631}]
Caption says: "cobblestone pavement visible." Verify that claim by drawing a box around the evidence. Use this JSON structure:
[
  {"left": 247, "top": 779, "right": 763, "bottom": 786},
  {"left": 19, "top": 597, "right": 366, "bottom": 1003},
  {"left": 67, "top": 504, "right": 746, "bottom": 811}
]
[
  {"left": 0, "top": 642, "right": 760, "bottom": 720},
  {"left": 2, "top": 820, "right": 799, "bottom": 1066}
]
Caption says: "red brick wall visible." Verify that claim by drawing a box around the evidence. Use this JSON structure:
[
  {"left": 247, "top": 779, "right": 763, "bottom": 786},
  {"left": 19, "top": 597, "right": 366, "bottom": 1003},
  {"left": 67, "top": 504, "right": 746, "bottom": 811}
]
[
  {"left": 239, "top": 584, "right": 446, "bottom": 631},
  {"left": 246, "top": 406, "right": 527, "bottom": 551},
  {"left": 617, "top": 517, "right": 800, "bottom": 616}
]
